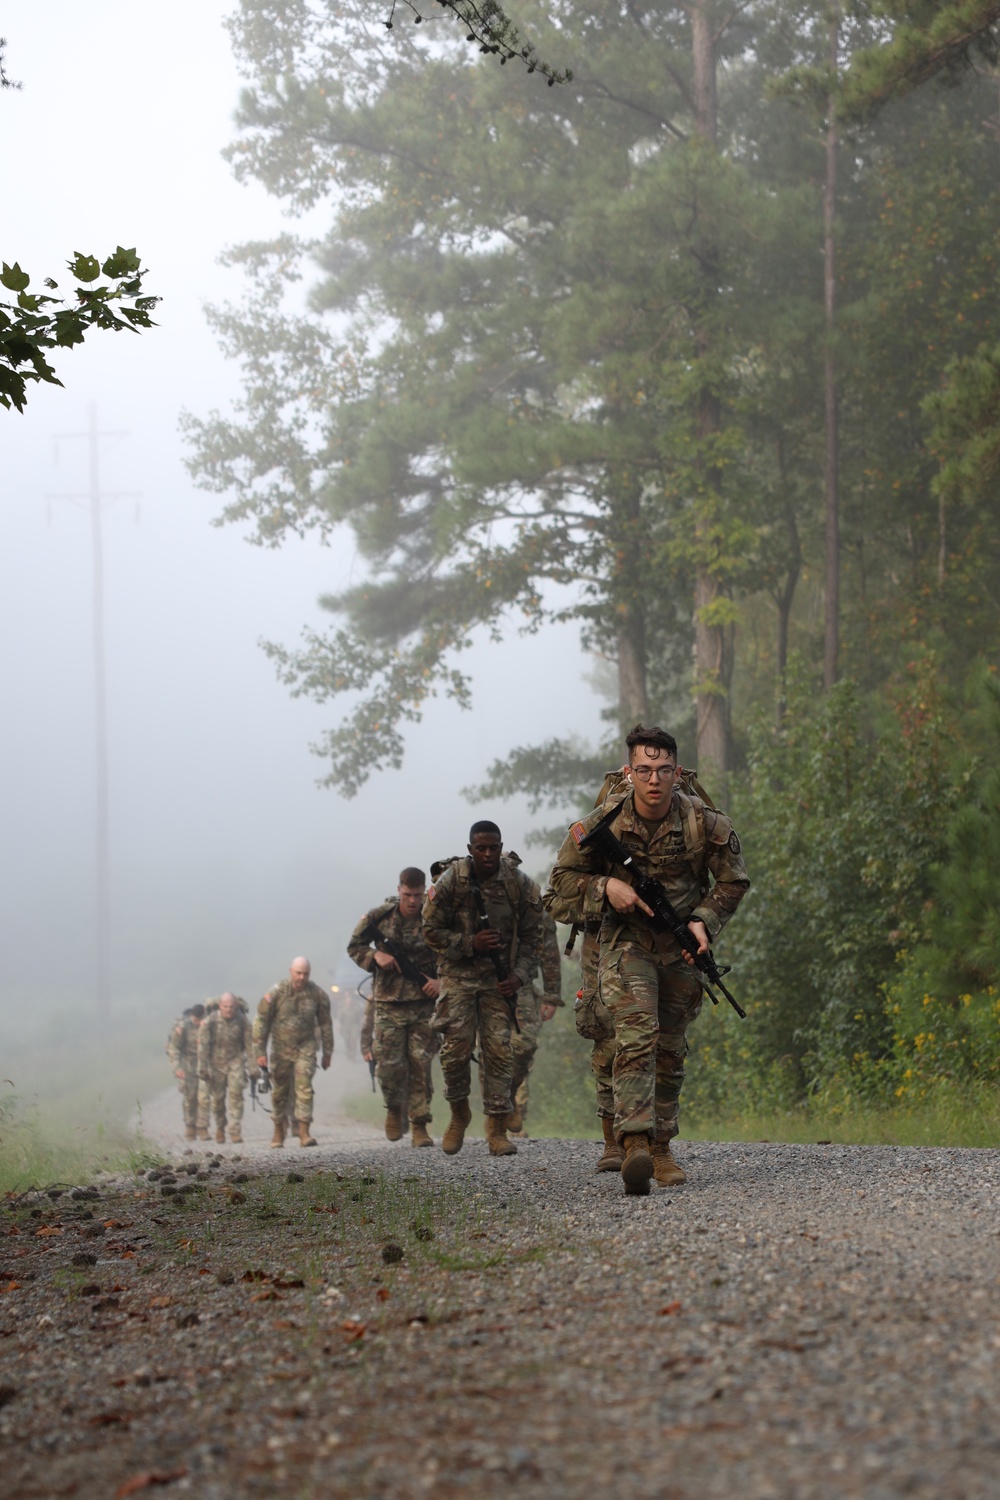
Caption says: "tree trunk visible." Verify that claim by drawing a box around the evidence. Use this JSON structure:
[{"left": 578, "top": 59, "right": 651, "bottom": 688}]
[
  {"left": 617, "top": 613, "right": 649, "bottom": 725},
  {"left": 690, "top": 0, "right": 730, "bottom": 787},
  {"left": 613, "top": 474, "right": 649, "bottom": 725},
  {"left": 823, "top": 11, "right": 840, "bottom": 691}
]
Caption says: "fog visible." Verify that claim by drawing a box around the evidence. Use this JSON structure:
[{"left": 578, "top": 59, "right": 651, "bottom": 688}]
[{"left": 0, "top": 3, "right": 602, "bottom": 1073}]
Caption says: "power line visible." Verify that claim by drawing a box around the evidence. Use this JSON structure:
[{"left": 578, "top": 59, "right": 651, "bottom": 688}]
[{"left": 47, "top": 402, "right": 139, "bottom": 1022}]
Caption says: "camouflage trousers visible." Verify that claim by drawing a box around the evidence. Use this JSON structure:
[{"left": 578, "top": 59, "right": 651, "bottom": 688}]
[
  {"left": 507, "top": 987, "right": 541, "bottom": 1122},
  {"left": 435, "top": 985, "right": 514, "bottom": 1117},
  {"left": 578, "top": 929, "right": 614, "bottom": 1120},
  {"left": 201, "top": 1059, "right": 248, "bottom": 1136},
  {"left": 598, "top": 941, "right": 703, "bottom": 1141},
  {"left": 374, "top": 1000, "right": 437, "bottom": 1123},
  {"left": 178, "top": 1070, "right": 209, "bottom": 1132},
  {"left": 269, "top": 1043, "right": 318, "bottom": 1126}
]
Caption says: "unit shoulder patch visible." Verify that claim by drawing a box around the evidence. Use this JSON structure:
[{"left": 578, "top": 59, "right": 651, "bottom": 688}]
[{"left": 728, "top": 830, "right": 741, "bottom": 855}]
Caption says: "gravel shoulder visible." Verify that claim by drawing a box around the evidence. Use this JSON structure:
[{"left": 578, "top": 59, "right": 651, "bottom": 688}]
[{"left": 2, "top": 1101, "right": 998, "bottom": 1499}]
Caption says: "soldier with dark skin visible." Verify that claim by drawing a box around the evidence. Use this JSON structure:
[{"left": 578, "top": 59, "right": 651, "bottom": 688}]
[
  {"left": 423, "top": 821, "right": 542, "bottom": 1158},
  {"left": 166, "top": 1004, "right": 208, "bottom": 1140},
  {"left": 546, "top": 726, "right": 749, "bottom": 1195},
  {"left": 348, "top": 868, "right": 441, "bottom": 1148},
  {"left": 253, "top": 957, "right": 333, "bottom": 1149}
]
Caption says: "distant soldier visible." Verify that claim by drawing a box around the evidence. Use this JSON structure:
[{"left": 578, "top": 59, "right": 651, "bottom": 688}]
[
  {"left": 166, "top": 1004, "right": 208, "bottom": 1141},
  {"left": 348, "top": 868, "right": 440, "bottom": 1148},
  {"left": 198, "top": 993, "right": 257, "bottom": 1144},
  {"left": 253, "top": 957, "right": 333, "bottom": 1148},
  {"left": 506, "top": 911, "right": 563, "bottom": 1137},
  {"left": 423, "top": 822, "right": 542, "bottom": 1158},
  {"left": 329, "top": 984, "right": 364, "bottom": 1061}
]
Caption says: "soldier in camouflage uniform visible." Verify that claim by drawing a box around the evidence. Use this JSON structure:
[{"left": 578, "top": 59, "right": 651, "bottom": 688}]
[
  {"left": 423, "top": 822, "right": 542, "bottom": 1158},
  {"left": 575, "top": 922, "right": 622, "bottom": 1172},
  {"left": 348, "top": 867, "right": 440, "bottom": 1148},
  {"left": 198, "top": 993, "right": 257, "bottom": 1144},
  {"left": 547, "top": 725, "right": 749, "bottom": 1195},
  {"left": 253, "top": 957, "right": 334, "bottom": 1148},
  {"left": 506, "top": 912, "right": 563, "bottom": 1136},
  {"left": 166, "top": 1004, "right": 209, "bottom": 1140}
]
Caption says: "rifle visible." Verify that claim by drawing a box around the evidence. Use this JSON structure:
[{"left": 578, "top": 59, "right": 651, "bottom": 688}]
[
  {"left": 573, "top": 805, "right": 746, "bottom": 1020},
  {"left": 368, "top": 1056, "right": 377, "bottom": 1093},
  {"left": 467, "top": 860, "right": 521, "bottom": 1033},
  {"left": 251, "top": 1065, "right": 272, "bottom": 1113},
  {"left": 358, "top": 918, "right": 437, "bottom": 992}
]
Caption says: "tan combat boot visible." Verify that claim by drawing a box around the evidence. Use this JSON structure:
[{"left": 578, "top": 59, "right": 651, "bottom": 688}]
[
  {"left": 184, "top": 1126, "right": 196, "bottom": 1141},
  {"left": 298, "top": 1119, "right": 317, "bottom": 1148},
  {"left": 505, "top": 1105, "right": 523, "bottom": 1134},
  {"left": 270, "top": 1117, "right": 286, "bottom": 1149},
  {"left": 595, "top": 1117, "right": 625, "bottom": 1174},
  {"left": 652, "top": 1138, "right": 686, "bottom": 1186},
  {"left": 411, "top": 1120, "right": 434, "bottom": 1149},
  {"left": 229, "top": 1129, "right": 243, "bottom": 1144},
  {"left": 196, "top": 1127, "right": 209, "bottom": 1141},
  {"left": 384, "top": 1107, "right": 404, "bottom": 1142},
  {"left": 621, "top": 1132, "right": 654, "bottom": 1196},
  {"left": 442, "top": 1098, "right": 472, "bottom": 1156},
  {"left": 485, "top": 1114, "right": 517, "bottom": 1157},
  {"left": 215, "top": 1127, "right": 226, "bottom": 1145}
]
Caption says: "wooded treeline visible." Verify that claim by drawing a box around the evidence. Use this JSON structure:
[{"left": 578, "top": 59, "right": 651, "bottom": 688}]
[{"left": 186, "top": 0, "right": 1000, "bottom": 1114}]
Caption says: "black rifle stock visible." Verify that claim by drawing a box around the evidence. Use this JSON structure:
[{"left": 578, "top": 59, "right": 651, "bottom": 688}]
[
  {"left": 467, "top": 861, "right": 521, "bottom": 1033},
  {"left": 251, "top": 1064, "right": 272, "bottom": 1113},
  {"left": 359, "top": 919, "right": 436, "bottom": 992},
  {"left": 368, "top": 1055, "right": 377, "bottom": 1092},
  {"left": 574, "top": 807, "right": 747, "bottom": 1020}
]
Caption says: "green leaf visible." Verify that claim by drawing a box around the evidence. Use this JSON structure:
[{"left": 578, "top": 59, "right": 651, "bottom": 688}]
[
  {"left": 101, "top": 246, "right": 141, "bottom": 278},
  {"left": 0, "top": 262, "right": 30, "bottom": 292},
  {"left": 69, "top": 253, "right": 101, "bottom": 283}
]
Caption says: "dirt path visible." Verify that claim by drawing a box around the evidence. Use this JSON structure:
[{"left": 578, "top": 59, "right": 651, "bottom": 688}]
[{"left": 1, "top": 1124, "right": 998, "bottom": 1499}]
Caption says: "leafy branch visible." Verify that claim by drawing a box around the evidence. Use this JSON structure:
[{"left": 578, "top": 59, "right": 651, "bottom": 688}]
[
  {"left": 385, "top": 0, "right": 572, "bottom": 83},
  {"left": 0, "top": 248, "right": 159, "bottom": 413}
]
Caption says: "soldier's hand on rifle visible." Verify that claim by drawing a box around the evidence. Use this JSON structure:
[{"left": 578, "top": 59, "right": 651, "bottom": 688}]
[
  {"left": 605, "top": 877, "right": 655, "bottom": 918},
  {"left": 363, "top": 1049, "right": 374, "bottom": 1064},
  {"left": 421, "top": 977, "right": 441, "bottom": 1001},
  {"left": 497, "top": 974, "right": 520, "bottom": 999},
  {"left": 473, "top": 927, "right": 501, "bottom": 953},
  {"left": 374, "top": 950, "right": 399, "bottom": 971},
  {"left": 682, "top": 920, "right": 710, "bottom": 965},
  {"left": 321, "top": 1053, "right": 331, "bottom": 1071},
  {"left": 256, "top": 1054, "right": 268, "bottom": 1069}
]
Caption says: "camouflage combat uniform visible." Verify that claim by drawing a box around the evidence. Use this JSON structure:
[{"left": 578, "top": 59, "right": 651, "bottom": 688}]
[
  {"left": 423, "top": 857, "right": 542, "bottom": 1117},
  {"left": 509, "top": 912, "right": 564, "bottom": 1124},
  {"left": 330, "top": 987, "right": 364, "bottom": 1061},
  {"left": 347, "top": 899, "right": 438, "bottom": 1125},
  {"left": 198, "top": 1000, "right": 257, "bottom": 1141},
  {"left": 166, "top": 1014, "right": 209, "bottom": 1135},
  {"left": 577, "top": 923, "right": 615, "bottom": 1120},
  {"left": 252, "top": 980, "right": 333, "bottom": 1128},
  {"left": 547, "top": 786, "right": 748, "bottom": 1142},
  {"left": 360, "top": 995, "right": 375, "bottom": 1058}
]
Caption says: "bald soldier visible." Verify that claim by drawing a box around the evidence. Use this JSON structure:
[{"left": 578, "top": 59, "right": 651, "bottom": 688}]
[
  {"left": 253, "top": 958, "right": 334, "bottom": 1148},
  {"left": 198, "top": 993, "right": 257, "bottom": 1144},
  {"left": 546, "top": 725, "right": 749, "bottom": 1195}
]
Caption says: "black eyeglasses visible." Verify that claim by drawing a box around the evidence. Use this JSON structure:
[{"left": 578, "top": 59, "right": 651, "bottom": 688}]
[{"left": 630, "top": 765, "right": 676, "bottom": 782}]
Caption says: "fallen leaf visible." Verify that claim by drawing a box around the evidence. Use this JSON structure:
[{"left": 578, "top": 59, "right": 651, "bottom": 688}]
[
  {"left": 657, "top": 1301, "right": 682, "bottom": 1317},
  {"left": 0, "top": 1281, "right": 21, "bottom": 1295},
  {"left": 35, "top": 1226, "right": 63, "bottom": 1237},
  {"left": 376, "top": 1287, "right": 391, "bottom": 1303},
  {"left": 148, "top": 1297, "right": 173, "bottom": 1309},
  {"left": 114, "top": 1469, "right": 187, "bottom": 1497},
  {"left": 271, "top": 1278, "right": 304, "bottom": 1290},
  {"left": 89, "top": 1410, "right": 132, "bottom": 1426},
  {"left": 341, "top": 1319, "right": 366, "bottom": 1342},
  {"left": 241, "top": 1270, "right": 271, "bottom": 1283},
  {"left": 251, "top": 1290, "right": 283, "bottom": 1303},
  {"left": 119, "top": 1250, "right": 137, "bottom": 1260}
]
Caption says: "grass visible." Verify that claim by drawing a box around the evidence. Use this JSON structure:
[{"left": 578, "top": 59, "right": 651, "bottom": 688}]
[{"left": 0, "top": 1087, "right": 160, "bottom": 1196}]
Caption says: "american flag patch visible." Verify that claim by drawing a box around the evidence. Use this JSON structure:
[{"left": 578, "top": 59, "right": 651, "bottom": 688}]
[{"left": 570, "top": 821, "right": 587, "bottom": 846}]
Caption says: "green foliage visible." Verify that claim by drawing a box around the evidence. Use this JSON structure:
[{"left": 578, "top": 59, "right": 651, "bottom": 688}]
[{"left": 0, "top": 249, "right": 159, "bottom": 413}]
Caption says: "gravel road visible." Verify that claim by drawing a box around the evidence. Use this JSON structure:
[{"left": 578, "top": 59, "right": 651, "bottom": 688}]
[{"left": 1, "top": 1104, "right": 998, "bottom": 1499}]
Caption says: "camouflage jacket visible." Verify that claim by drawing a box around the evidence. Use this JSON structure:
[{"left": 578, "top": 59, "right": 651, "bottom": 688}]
[
  {"left": 545, "top": 786, "right": 749, "bottom": 957},
  {"left": 197, "top": 1008, "right": 255, "bottom": 1077},
  {"left": 360, "top": 996, "right": 375, "bottom": 1055},
  {"left": 347, "top": 898, "right": 436, "bottom": 1004},
  {"left": 252, "top": 980, "right": 334, "bottom": 1059},
  {"left": 166, "top": 1015, "right": 201, "bottom": 1070},
  {"left": 533, "top": 913, "right": 564, "bottom": 1006},
  {"left": 422, "top": 856, "right": 542, "bottom": 990}
]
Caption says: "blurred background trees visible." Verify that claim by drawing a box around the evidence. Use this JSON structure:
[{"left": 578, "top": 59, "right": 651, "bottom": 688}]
[{"left": 186, "top": 0, "right": 1000, "bottom": 1121}]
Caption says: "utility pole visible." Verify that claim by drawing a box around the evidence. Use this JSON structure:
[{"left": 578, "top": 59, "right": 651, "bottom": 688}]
[{"left": 48, "top": 402, "right": 138, "bottom": 1022}]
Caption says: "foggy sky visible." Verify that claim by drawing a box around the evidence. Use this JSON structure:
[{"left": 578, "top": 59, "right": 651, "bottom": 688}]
[{"left": 0, "top": 2, "right": 605, "bottom": 1039}]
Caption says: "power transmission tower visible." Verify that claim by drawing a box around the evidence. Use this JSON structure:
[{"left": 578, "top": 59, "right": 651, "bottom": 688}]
[{"left": 48, "top": 402, "right": 138, "bottom": 1022}]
